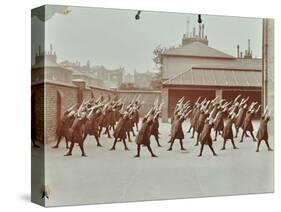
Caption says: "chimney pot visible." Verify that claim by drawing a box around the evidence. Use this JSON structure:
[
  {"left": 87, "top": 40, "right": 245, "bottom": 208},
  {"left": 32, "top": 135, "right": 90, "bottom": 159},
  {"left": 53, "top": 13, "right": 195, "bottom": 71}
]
[
  {"left": 193, "top": 27, "right": 196, "bottom": 38},
  {"left": 199, "top": 24, "right": 202, "bottom": 39},
  {"left": 50, "top": 44, "right": 53, "bottom": 55}
]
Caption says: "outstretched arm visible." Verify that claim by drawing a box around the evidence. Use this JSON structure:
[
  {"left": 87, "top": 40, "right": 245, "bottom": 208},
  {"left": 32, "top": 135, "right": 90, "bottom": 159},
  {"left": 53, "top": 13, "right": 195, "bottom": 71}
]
[
  {"left": 234, "top": 94, "right": 241, "bottom": 103},
  {"left": 255, "top": 105, "right": 261, "bottom": 114},
  {"left": 184, "top": 110, "right": 192, "bottom": 120},
  {"left": 241, "top": 96, "right": 249, "bottom": 105}
]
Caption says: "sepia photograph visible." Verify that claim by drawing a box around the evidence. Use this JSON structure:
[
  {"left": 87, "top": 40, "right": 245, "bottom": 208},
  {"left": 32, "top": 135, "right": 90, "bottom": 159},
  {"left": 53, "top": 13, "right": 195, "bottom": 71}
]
[{"left": 31, "top": 5, "right": 274, "bottom": 207}]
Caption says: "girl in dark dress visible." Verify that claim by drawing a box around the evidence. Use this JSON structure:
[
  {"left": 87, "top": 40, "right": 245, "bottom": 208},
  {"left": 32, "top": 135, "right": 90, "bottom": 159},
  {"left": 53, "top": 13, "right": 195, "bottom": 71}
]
[
  {"left": 65, "top": 111, "right": 88, "bottom": 157},
  {"left": 221, "top": 112, "right": 238, "bottom": 150},
  {"left": 234, "top": 103, "right": 248, "bottom": 138},
  {"left": 198, "top": 116, "right": 217, "bottom": 157},
  {"left": 123, "top": 111, "right": 135, "bottom": 142},
  {"left": 168, "top": 109, "right": 191, "bottom": 151},
  {"left": 134, "top": 114, "right": 157, "bottom": 158},
  {"left": 194, "top": 103, "right": 210, "bottom": 146},
  {"left": 148, "top": 102, "right": 163, "bottom": 147},
  {"left": 110, "top": 112, "right": 130, "bottom": 151},
  {"left": 212, "top": 101, "right": 232, "bottom": 141},
  {"left": 82, "top": 105, "right": 103, "bottom": 147},
  {"left": 187, "top": 97, "right": 201, "bottom": 133},
  {"left": 212, "top": 108, "right": 225, "bottom": 142},
  {"left": 53, "top": 104, "right": 76, "bottom": 149},
  {"left": 256, "top": 108, "right": 273, "bottom": 152},
  {"left": 190, "top": 105, "right": 200, "bottom": 139},
  {"left": 131, "top": 101, "right": 142, "bottom": 131},
  {"left": 108, "top": 105, "right": 116, "bottom": 132},
  {"left": 239, "top": 103, "right": 261, "bottom": 143},
  {"left": 98, "top": 105, "right": 112, "bottom": 138},
  {"left": 187, "top": 104, "right": 197, "bottom": 133},
  {"left": 148, "top": 110, "right": 162, "bottom": 147},
  {"left": 233, "top": 97, "right": 249, "bottom": 137}
]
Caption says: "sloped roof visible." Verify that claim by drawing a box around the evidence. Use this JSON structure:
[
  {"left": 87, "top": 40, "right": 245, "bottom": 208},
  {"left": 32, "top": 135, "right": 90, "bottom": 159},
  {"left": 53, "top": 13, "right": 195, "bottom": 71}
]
[
  {"left": 66, "top": 67, "right": 97, "bottom": 79},
  {"left": 162, "top": 41, "right": 235, "bottom": 59},
  {"left": 32, "top": 56, "right": 72, "bottom": 73},
  {"left": 163, "top": 67, "right": 261, "bottom": 87}
]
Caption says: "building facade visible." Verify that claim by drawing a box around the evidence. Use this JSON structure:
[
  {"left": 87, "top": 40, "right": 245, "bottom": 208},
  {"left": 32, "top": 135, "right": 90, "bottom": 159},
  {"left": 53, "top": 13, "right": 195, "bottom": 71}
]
[{"left": 160, "top": 23, "right": 262, "bottom": 122}]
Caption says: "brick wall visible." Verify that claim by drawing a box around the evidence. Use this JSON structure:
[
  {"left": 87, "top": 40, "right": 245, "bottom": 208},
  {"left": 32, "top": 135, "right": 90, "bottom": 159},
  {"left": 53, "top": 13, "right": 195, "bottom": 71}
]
[
  {"left": 31, "top": 84, "right": 44, "bottom": 142},
  {"left": 117, "top": 90, "right": 161, "bottom": 117},
  {"left": 32, "top": 81, "right": 161, "bottom": 143},
  {"left": 44, "top": 82, "right": 78, "bottom": 142}
]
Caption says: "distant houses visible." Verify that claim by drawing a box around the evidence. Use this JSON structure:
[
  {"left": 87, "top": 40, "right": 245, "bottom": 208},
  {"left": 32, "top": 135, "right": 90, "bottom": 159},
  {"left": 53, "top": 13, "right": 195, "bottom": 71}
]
[
  {"left": 32, "top": 45, "right": 161, "bottom": 90},
  {"left": 31, "top": 44, "right": 158, "bottom": 90},
  {"left": 31, "top": 45, "right": 124, "bottom": 89},
  {"left": 122, "top": 69, "right": 160, "bottom": 90}
]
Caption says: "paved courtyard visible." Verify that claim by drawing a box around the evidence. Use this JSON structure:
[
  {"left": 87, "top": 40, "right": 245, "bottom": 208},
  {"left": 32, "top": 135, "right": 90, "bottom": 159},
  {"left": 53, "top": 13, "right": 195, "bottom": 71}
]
[{"left": 33, "top": 120, "right": 274, "bottom": 207}]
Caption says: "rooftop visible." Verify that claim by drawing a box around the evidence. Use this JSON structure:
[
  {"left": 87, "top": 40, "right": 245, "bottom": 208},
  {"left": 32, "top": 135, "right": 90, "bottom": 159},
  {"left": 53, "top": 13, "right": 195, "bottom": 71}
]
[
  {"left": 161, "top": 41, "right": 235, "bottom": 59},
  {"left": 163, "top": 67, "right": 261, "bottom": 87}
]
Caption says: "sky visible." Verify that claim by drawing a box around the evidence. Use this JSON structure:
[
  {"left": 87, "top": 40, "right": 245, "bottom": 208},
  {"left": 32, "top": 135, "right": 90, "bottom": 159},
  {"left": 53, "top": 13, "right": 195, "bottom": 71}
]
[{"left": 31, "top": 5, "right": 263, "bottom": 74}]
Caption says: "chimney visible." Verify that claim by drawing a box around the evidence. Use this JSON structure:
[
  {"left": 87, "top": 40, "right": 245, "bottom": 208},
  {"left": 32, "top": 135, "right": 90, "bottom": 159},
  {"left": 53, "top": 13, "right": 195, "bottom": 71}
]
[
  {"left": 193, "top": 27, "right": 196, "bottom": 38},
  {"left": 248, "top": 39, "right": 251, "bottom": 52},
  {"left": 199, "top": 24, "right": 201, "bottom": 39},
  {"left": 237, "top": 44, "right": 240, "bottom": 58},
  {"left": 38, "top": 45, "right": 41, "bottom": 56},
  {"left": 50, "top": 44, "right": 53, "bottom": 55},
  {"left": 240, "top": 52, "right": 243, "bottom": 58},
  {"left": 202, "top": 24, "right": 205, "bottom": 38},
  {"left": 186, "top": 19, "right": 190, "bottom": 36}
]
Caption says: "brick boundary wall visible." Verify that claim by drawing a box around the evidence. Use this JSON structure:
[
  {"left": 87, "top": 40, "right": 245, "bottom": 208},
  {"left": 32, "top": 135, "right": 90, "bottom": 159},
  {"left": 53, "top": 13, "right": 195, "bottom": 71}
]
[{"left": 32, "top": 81, "right": 161, "bottom": 143}]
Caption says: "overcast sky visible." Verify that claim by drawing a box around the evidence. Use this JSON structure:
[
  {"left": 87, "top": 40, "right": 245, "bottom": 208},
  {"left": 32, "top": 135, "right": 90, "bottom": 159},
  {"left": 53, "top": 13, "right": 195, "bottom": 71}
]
[{"left": 32, "top": 6, "right": 263, "bottom": 73}]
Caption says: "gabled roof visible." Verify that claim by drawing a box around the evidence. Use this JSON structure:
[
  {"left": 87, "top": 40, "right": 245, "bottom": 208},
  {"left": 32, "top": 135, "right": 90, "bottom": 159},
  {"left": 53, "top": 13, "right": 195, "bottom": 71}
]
[
  {"left": 161, "top": 41, "right": 235, "bottom": 59},
  {"left": 163, "top": 67, "right": 261, "bottom": 87}
]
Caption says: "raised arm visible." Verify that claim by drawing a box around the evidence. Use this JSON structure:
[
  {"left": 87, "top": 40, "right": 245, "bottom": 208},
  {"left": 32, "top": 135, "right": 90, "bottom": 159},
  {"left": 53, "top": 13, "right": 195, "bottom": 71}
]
[
  {"left": 184, "top": 109, "right": 192, "bottom": 120},
  {"left": 233, "top": 94, "right": 241, "bottom": 104},
  {"left": 255, "top": 104, "right": 261, "bottom": 114},
  {"left": 67, "top": 103, "right": 77, "bottom": 112},
  {"left": 195, "top": 96, "right": 201, "bottom": 105}
]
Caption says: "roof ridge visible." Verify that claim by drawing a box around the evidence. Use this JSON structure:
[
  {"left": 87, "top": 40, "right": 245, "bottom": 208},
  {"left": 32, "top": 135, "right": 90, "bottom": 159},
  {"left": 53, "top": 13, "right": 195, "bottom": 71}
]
[
  {"left": 162, "top": 41, "right": 235, "bottom": 59},
  {"left": 194, "top": 42, "right": 234, "bottom": 58}
]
